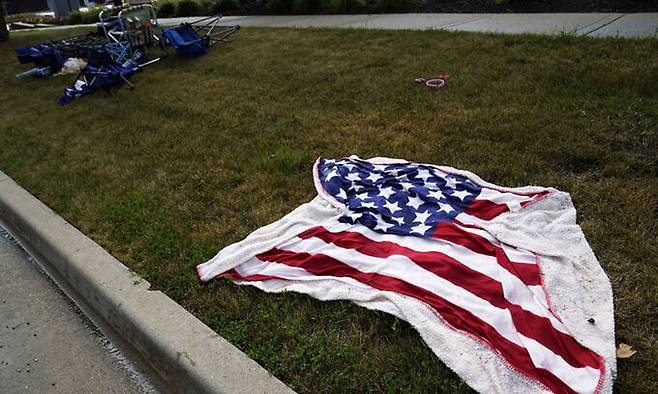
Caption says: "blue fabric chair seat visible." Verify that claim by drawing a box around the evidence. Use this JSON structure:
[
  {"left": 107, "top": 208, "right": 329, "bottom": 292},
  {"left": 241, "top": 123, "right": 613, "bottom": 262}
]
[
  {"left": 57, "top": 61, "right": 140, "bottom": 105},
  {"left": 161, "top": 24, "right": 210, "bottom": 57}
]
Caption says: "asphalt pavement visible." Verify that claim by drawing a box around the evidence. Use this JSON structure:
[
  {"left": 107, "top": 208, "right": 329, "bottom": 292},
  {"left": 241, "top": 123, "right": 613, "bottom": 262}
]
[{"left": 0, "top": 227, "right": 158, "bottom": 394}]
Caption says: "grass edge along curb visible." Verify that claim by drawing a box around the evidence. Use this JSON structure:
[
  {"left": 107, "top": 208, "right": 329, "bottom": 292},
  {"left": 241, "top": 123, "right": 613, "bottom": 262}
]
[{"left": 0, "top": 170, "right": 294, "bottom": 394}]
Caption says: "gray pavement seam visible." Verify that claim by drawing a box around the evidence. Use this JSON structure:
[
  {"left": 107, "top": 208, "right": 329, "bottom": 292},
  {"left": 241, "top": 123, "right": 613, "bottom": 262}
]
[
  {"left": 583, "top": 14, "right": 628, "bottom": 36},
  {"left": 334, "top": 16, "right": 389, "bottom": 27},
  {"left": 441, "top": 15, "right": 489, "bottom": 29}
]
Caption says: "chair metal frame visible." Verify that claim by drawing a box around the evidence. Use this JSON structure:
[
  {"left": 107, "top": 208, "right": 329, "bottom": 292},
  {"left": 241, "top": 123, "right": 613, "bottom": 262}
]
[
  {"left": 187, "top": 14, "right": 240, "bottom": 46},
  {"left": 99, "top": 3, "right": 160, "bottom": 57}
]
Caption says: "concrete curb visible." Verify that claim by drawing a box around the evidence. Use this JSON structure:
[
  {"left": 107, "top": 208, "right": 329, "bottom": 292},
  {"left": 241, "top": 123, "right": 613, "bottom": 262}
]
[{"left": 0, "top": 170, "right": 294, "bottom": 394}]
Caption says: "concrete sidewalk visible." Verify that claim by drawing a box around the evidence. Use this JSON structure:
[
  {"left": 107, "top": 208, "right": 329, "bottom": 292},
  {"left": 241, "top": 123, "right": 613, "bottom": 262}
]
[
  {"left": 11, "top": 13, "right": 657, "bottom": 38},
  {"left": 159, "top": 13, "right": 658, "bottom": 38},
  {"left": 0, "top": 170, "right": 294, "bottom": 394},
  {"left": 0, "top": 228, "right": 157, "bottom": 393}
]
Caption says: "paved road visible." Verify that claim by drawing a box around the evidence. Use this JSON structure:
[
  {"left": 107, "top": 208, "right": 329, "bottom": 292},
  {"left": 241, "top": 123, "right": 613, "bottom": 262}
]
[
  {"left": 0, "top": 228, "right": 158, "bottom": 394},
  {"left": 159, "top": 13, "right": 658, "bottom": 38}
]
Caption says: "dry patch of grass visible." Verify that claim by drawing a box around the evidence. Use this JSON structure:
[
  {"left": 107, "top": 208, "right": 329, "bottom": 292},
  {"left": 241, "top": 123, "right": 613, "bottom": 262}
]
[{"left": 0, "top": 27, "right": 657, "bottom": 392}]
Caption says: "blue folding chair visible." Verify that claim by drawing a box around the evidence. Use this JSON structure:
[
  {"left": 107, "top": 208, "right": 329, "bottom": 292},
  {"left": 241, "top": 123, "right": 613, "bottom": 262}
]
[
  {"left": 161, "top": 15, "right": 239, "bottom": 57},
  {"left": 162, "top": 23, "right": 210, "bottom": 57}
]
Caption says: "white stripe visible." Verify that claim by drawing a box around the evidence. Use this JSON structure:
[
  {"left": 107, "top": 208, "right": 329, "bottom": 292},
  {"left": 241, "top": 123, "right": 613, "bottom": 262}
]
[
  {"left": 500, "top": 243, "right": 537, "bottom": 264},
  {"left": 236, "top": 259, "right": 547, "bottom": 324},
  {"left": 453, "top": 212, "right": 485, "bottom": 225},
  {"left": 275, "top": 236, "right": 597, "bottom": 392},
  {"left": 477, "top": 188, "right": 532, "bottom": 212},
  {"left": 452, "top": 223, "right": 548, "bottom": 305},
  {"left": 521, "top": 334, "right": 600, "bottom": 393},
  {"left": 235, "top": 259, "right": 372, "bottom": 289},
  {"left": 324, "top": 223, "right": 565, "bottom": 332},
  {"left": 452, "top": 221, "right": 502, "bottom": 245},
  {"left": 453, "top": 222, "right": 538, "bottom": 265},
  {"left": 529, "top": 285, "right": 550, "bottom": 309}
]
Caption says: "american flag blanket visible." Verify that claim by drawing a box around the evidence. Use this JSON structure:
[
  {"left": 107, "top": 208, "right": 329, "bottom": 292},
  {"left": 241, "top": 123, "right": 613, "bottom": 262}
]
[{"left": 197, "top": 156, "right": 616, "bottom": 393}]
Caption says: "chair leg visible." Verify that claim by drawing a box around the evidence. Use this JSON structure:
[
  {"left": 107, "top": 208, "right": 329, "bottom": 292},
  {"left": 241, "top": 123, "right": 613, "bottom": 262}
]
[{"left": 119, "top": 75, "right": 135, "bottom": 89}]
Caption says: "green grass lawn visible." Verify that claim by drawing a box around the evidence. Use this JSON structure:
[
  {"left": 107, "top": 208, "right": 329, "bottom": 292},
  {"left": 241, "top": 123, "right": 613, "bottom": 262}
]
[{"left": 1, "top": 27, "right": 657, "bottom": 393}]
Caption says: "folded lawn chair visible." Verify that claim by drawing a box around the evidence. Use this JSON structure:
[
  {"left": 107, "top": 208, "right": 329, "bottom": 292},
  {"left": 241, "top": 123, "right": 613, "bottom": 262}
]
[
  {"left": 16, "top": 44, "right": 66, "bottom": 77},
  {"left": 57, "top": 53, "right": 141, "bottom": 105},
  {"left": 161, "top": 15, "right": 239, "bottom": 57},
  {"left": 57, "top": 48, "right": 162, "bottom": 105},
  {"left": 16, "top": 33, "right": 110, "bottom": 78}
]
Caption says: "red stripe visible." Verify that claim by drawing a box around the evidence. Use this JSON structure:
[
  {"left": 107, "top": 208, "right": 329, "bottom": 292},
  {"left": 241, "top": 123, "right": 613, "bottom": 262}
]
[
  {"left": 255, "top": 248, "right": 584, "bottom": 393},
  {"left": 465, "top": 199, "right": 509, "bottom": 220},
  {"left": 219, "top": 269, "right": 285, "bottom": 282},
  {"left": 299, "top": 227, "right": 601, "bottom": 370},
  {"left": 434, "top": 222, "right": 542, "bottom": 286},
  {"left": 465, "top": 190, "right": 550, "bottom": 220},
  {"left": 521, "top": 190, "right": 551, "bottom": 207}
]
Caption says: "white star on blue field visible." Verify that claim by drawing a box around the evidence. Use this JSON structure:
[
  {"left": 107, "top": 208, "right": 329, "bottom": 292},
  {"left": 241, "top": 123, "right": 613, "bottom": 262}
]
[{"left": 318, "top": 158, "right": 481, "bottom": 238}]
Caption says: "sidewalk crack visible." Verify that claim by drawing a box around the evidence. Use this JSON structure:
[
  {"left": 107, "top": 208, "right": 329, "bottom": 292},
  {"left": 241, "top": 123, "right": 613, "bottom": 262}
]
[
  {"left": 582, "top": 14, "right": 627, "bottom": 36},
  {"left": 443, "top": 15, "right": 489, "bottom": 29}
]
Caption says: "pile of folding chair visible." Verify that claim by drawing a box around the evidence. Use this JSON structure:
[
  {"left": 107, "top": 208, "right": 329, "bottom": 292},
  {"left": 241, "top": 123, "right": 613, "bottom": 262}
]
[{"left": 15, "top": 1, "right": 240, "bottom": 104}]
